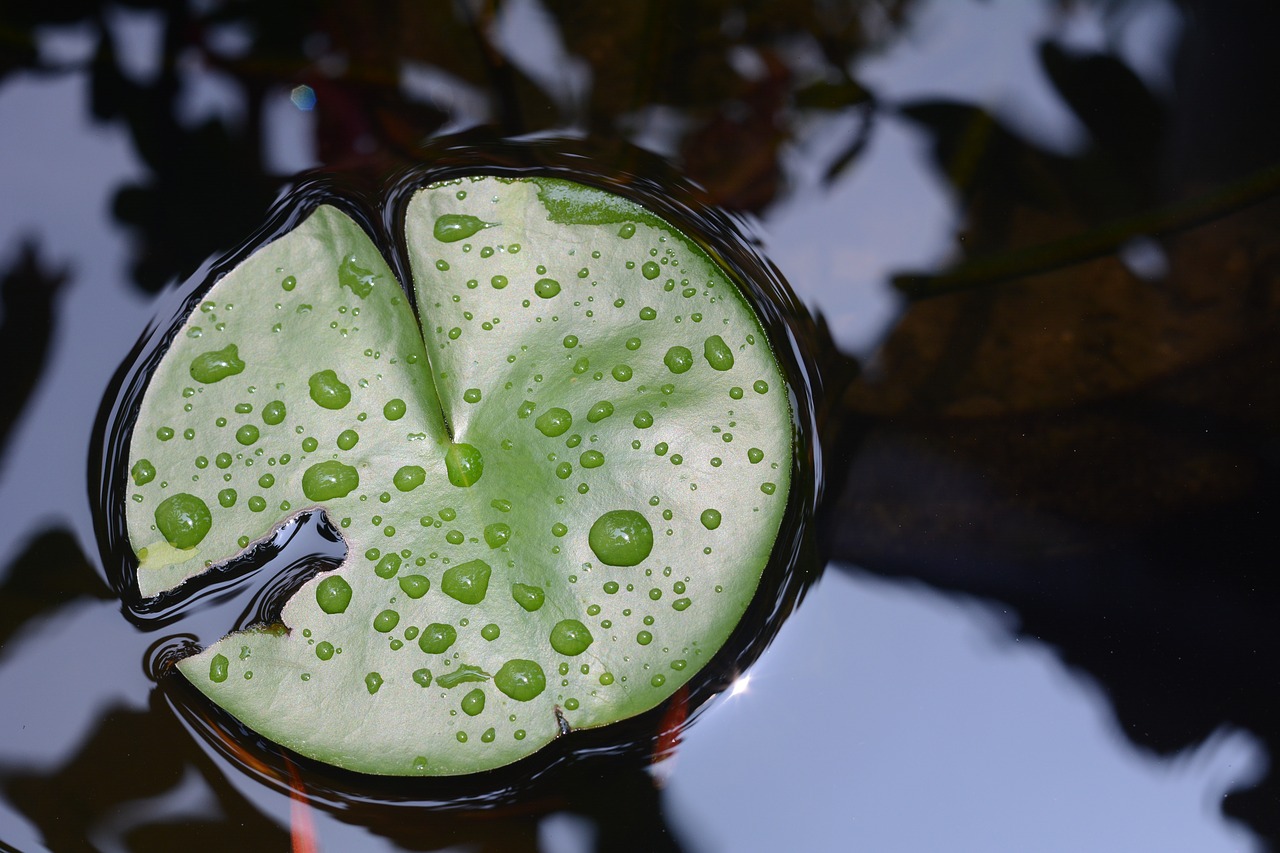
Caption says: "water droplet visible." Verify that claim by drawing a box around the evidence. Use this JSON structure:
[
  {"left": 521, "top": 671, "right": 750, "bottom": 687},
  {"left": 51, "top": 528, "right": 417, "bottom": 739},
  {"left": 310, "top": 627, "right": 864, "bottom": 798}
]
[
  {"left": 754, "top": 380, "right": 769, "bottom": 394},
  {"left": 511, "top": 583, "right": 544, "bottom": 611},
  {"left": 445, "top": 443, "right": 484, "bottom": 487},
  {"left": 399, "top": 574, "right": 430, "bottom": 598},
  {"left": 434, "top": 213, "right": 493, "bottom": 242},
  {"left": 633, "top": 411, "right": 653, "bottom": 429},
  {"left": 618, "top": 223, "right": 636, "bottom": 239},
  {"left": 663, "top": 345, "right": 693, "bottom": 374},
  {"left": 534, "top": 278, "right": 561, "bottom": 299},
  {"left": 189, "top": 344, "right": 246, "bottom": 384},
  {"left": 700, "top": 509, "right": 722, "bottom": 530},
  {"left": 747, "top": 448, "right": 764, "bottom": 464},
  {"left": 651, "top": 674, "right": 666, "bottom": 687},
  {"left": 301, "top": 437, "right": 318, "bottom": 453},
  {"left": 462, "top": 387, "right": 482, "bottom": 404},
  {"left": 639, "top": 307, "right": 657, "bottom": 321},
  {"left": 642, "top": 261, "right": 661, "bottom": 280},
  {"left": 703, "top": 335, "right": 734, "bottom": 370},
  {"left": 462, "top": 687, "right": 487, "bottom": 717},
  {"left": 215, "top": 453, "right": 232, "bottom": 469},
  {"left": 338, "top": 255, "right": 376, "bottom": 298},
  {"left": 316, "top": 641, "right": 335, "bottom": 660},
  {"left": 672, "top": 598, "right": 691, "bottom": 611},
  {"left": 375, "top": 553, "right": 402, "bottom": 579},
  {"left": 308, "top": 369, "right": 351, "bottom": 410},
  {"left": 495, "top": 659, "right": 546, "bottom": 701},
  {"left": 580, "top": 450, "right": 604, "bottom": 468},
  {"left": 588, "top": 510, "right": 654, "bottom": 566},
  {"left": 761, "top": 482, "right": 777, "bottom": 495},
  {"left": 156, "top": 427, "right": 174, "bottom": 441},
  {"left": 555, "top": 461, "right": 573, "bottom": 479},
  {"left": 481, "top": 623, "right": 501, "bottom": 641},
  {"left": 484, "top": 523, "right": 511, "bottom": 548},
  {"left": 394, "top": 465, "right": 426, "bottom": 492},
  {"left": 517, "top": 400, "right": 537, "bottom": 419},
  {"left": 550, "top": 619, "right": 594, "bottom": 656},
  {"left": 235, "top": 424, "right": 259, "bottom": 446},
  {"left": 384, "top": 398, "right": 407, "bottom": 420},
  {"left": 365, "top": 672, "right": 384, "bottom": 694},
  {"left": 262, "top": 400, "right": 286, "bottom": 425},
  {"left": 442, "top": 559, "right": 491, "bottom": 604},
  {"left": 374, "top": 609, "right": 400, "bottom": 633},
  {"left": 315, "top": 575, "right": 352, "bottom": 614},
  {"left": 336, "top": 429, "right": 359, "bottom": 451},
  {"left": 419, "top": 623, "right": 457, "bottom": 654},
  {"left": 612, "top": 364, "right": 633, "bottom": 382},
  {"left": 154, "top": 493, "right": 211, "bottom": 549},
  {"left": 131, "top": 459, "right": 156, "bottom": 486},
  {"left": 535, "top": 407, "right": 572, "bottom": 437},
  {"left": 209, "top": 654, "right": 229, "bottom": 683},
  {"left": 302, "top": 460, "right": 360, "bottom": 501},
  {"left": 637, "top": 631, "right": 653, "bottom": 646},
  {"left": 218, "top": 488, "right": 236, "bottom": 508},
  {"left": 413, "top": 668, "right": 433, "bottom": 687}
]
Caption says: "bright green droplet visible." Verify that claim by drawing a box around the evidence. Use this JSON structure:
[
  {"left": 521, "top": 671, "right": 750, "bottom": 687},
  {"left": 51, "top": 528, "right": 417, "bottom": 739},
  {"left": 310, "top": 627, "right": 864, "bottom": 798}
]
[
  {"left": 491, "top": 274, "right": 508, "bottom": 289},
  {"left": 481, "top": 623, "right": 501, "bottom": 641},
  {"left": 316, "top": 641, "right": 335, "bottom": 660},
  {"left": 281, "top": 275, "right": 296, "bottom": 291},
  {"left": 762, "top": 482, "right": 777, "bottom": 495},
  {"left": 535, "top": 407, "right": 572, "bottom": 437},
  {"left": 700, "top": 509, "right": 722, "bottom": 530},
  {"left": 384, "top": 398, "right": 406, "bottom": 420},
  {"left": 365, "top": 672, "right": 383, "bottom": 694},
  {"left": 633, "top": 411, "right": 653, "bottom": 429},
  {"left": 336, "top": 429, "right": 359, "bottom": 450},
  {"left": 434, "top": 213, "right": 492, "bottom": 242},
  {"left": 494, "top": 659, "right": 546, "bottom": 702},
  {"left": 394, "top": 465, "right": 425, "bottom": 491},
  {"left": 588, "top": 510, "right": 654, "bottom": 566},
  {"left": 511, "top": 583, "right": 544, "bottom": 612},
  {"left": 218, "top": 488, "right": 236, "bottom": 508},
  {"left": 580, "top": 450, "right": 604, "bottom": 469},
  {"left": 482, "top": 728, "right": 496, "bottom": 742},
  {"left": 642, "top": 261, "right": 661, "bottom": 280},
  {"left": 664, "top": 346, "right": 693, "bottom": 374},
  {"left": 215, "top": 452, "right": 232, "bottom": 469},
  {"left": 484, "top": 523, "right": 511, "bottom": 548},
  {"left": 308, "top": 369, "right": 351, "bottom": 410},
  {"left": 754, "top": 380, "right": 769, "bottom": 394},
  {"left": 419, "top": 623, "right": 457, "bottom": 654},
  {"left": 748, "top": 447, "right": 764, "bottom": 464},
  {"left": 413, "top": 668, "right": 433, "bottom": 687},
  {"left": 704, "top": 335, "right": 734, "bottom": 370},
  {"left": 612, "top": 364, "right": 633, "bottom": 382},
  {"left": 461, "top": 688, "right": 486, "bottom": 716},
  {"left": 302, "top": 460, "right": 360, "bottom": 501},
  {"left": 131, "top": 459, "right": 156, "bottom": 486},
  {"left": 262, "top": 400, "right": 286, "bottom": 425},
  {"left": 338, "top": 255, "right": 376, "bottom": 298},
  {"left": 550, "top": 619, "right": 594, "bottom": 656},
  {"left": 154, "top": 493, "right": 212, "bottom": 549},
  {"left": 189, "top": 344, "right": 245, "bottom": 384},
  {"left": 445, "top": 443, "right": 484, "bottom": 487},
  {"left": 315, "top": 575, "right": 353, "bottom": 614},
  {"left": 157, "top": 427, "right": 174, "bottom": 441},
  {"left": 618, "top": 223, "right": 636, "bottom": 238},
  {"left": 209, "top": 653, "right": 229, "bottom": 683},
  {"left": 301, "top": 437, "right": 318, "bottom": 453},
  {"left": 534, "top": 278, "right": 561, "bottom": 298},
  {"left": 375, "top": 553, "right": 402, "bottom": 579},
  {"left": 235, "top": 424, "right": 259, "bottom": 446},
  {"left": 373, "top": 609, "right": 400, "bottom": 633},
  {"left": 587, "top": 400, "right": 614, "bottom": 423},
  {"left": 637, "top": 631, "right": 653, "bottom": 646},
  {"left": 442, "top": 559, "right": 491, "bottom": 604},
  {"left": 639, "top": 306, "right": 657, "bottom": 321},
  {"left": 556, "top": 461, "right": 572, "bottom": 479},
  {"left": 399, "top": 574, "right": 430, "bottom": 598}
]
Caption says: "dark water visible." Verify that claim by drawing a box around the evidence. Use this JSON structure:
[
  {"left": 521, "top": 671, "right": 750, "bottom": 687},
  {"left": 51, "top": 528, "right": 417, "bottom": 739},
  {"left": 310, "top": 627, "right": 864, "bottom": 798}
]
[{"left": 2, "top": 1, "right": 1280, "bottom": 850}]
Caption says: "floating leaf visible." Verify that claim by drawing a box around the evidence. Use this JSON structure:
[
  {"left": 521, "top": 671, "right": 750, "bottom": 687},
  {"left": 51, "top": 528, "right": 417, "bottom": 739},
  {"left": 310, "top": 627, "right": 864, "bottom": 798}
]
[{"left": 127, "top": 177, "right": 792, "bottom": 775}]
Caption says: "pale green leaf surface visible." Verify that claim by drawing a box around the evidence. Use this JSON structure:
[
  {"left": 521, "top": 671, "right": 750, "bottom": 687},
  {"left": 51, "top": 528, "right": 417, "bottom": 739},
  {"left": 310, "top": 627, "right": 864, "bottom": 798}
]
[{"left": 129, "top": 177, "right": 791, "bottom": 775}]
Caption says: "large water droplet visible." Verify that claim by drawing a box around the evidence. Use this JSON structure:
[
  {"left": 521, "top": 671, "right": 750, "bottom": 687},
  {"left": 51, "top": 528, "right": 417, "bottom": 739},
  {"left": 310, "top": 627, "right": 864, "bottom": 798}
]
[
  {"left": 189, "top": 344, "right": 245, "bottom": 384},
  {"left": 302, "top": 460, "right": 360, "bottom": 501},
  {"left": 394, "top": 465, "right": 426, "bottom": 491},
  {"left": 442, "top": 559, "right": 491, "bottom": 604},
  {"left": 131, "top": 459, "right": 156, "bottom": 486},
  {"left": 315, "top": 575, "right": 353, "bottom": 614},
  {"left": 209, "top": 653, "right": 229, "bottom": 683},
  {"left": 154, "top": 493, "right": 211, "bottom": 549},
  {"left": 536, "top": 407, "right": 572, "bottom": 437},
  {"left": 445, "top": 443, "right": 484, "bottom": 487},
  {"left": 588, "top": 510, "right": 654, "bottom": 566},
  {"left": 434, "top": 213, "right": 493, "bottom": 242},
  {"left": 419, "top": 623, "right": 457, "bottom": 654},
  {"left": 308, "top": 369, "right": 351, "bottom": 409},
  {"left": 549, "top": 619, "right": 594, "bottom": 656},
  {"left": 703, "top": 335, "right": 734, "bottom": 370},
  {"left": 494, "top": 659, "right": 546, "bottom": 702},
  {"left": 461, "top": 688, "right": 486, "bottom": 716},
  {"left": 338, "top": 255, "right": 376, "bottom": 298},
  {"left": 511, "top": 582, "right": 545, "bottom": 612},
  {"left": 664, "top": 345, "right": 693, "bottom": 374}
]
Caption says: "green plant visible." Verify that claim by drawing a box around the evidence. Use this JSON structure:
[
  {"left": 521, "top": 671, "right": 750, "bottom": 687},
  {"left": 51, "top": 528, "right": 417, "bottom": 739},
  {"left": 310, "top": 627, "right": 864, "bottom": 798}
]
[{"left": 126, "top": 176, "right": 792, "bottom": 775}]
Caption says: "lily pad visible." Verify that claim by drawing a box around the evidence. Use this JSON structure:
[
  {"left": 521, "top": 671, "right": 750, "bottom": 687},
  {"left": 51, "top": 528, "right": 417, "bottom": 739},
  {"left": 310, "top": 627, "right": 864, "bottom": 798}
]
[{"left": 126, "top": 176, "right": 792, "bottom": 775}]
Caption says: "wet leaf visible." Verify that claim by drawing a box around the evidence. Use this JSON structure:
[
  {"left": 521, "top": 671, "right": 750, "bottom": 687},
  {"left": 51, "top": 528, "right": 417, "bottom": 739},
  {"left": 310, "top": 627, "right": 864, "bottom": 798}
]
[{"left": 127, "top": 177, "right": 792, "bottom": 775}]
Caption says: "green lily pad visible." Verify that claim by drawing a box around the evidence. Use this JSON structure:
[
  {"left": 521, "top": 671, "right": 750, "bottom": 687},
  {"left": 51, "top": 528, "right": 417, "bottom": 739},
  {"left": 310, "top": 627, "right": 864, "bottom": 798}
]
[{"left": 127, "top": 176, "right": 792, "bottom": 776}]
